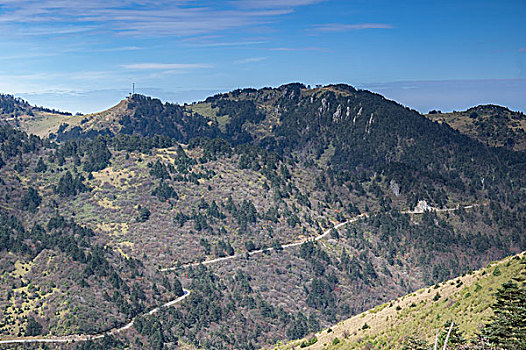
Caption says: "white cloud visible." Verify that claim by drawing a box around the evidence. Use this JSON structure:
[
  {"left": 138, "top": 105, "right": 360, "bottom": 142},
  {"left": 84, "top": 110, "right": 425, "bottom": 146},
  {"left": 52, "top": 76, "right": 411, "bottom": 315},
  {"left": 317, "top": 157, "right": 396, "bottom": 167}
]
[
  {"left": 232, "top": 0, "right": 323, "bottom": 9},
  {"left": 0, "top": 70, "right": 124, "bottom": 94},
  {"left": 97, "top": 46, "right": 142, "bottom": 52},
  {"left": 0, "top": 52, "right": 59, "bottom": 60},
  {"left": 183, "top": 40, "right": 268, "bottom": 48},
  {"left": 312, "top": 23, "right": 394, "bottom": 32},
  {"left": 269, "top": 46, "right": 325, "bottom": 51},
  {"left": 0, "top": 0, "right": 319, "bottom": 37},
  {"left": 15, "top": 25, "right": 96, "bottom": 36},
  {"left": 234, "top": 57, "right": 268, "bottom": 64},
  {"left": 122, "top": 63, "right": 212, "bottom": 70}
]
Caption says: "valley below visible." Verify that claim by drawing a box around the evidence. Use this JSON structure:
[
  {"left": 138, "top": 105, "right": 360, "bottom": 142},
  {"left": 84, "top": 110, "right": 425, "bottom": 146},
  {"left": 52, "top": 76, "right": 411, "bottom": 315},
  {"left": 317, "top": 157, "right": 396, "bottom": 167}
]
[{"left": 0, "top": 84, "right": 524, "bottom": 349}]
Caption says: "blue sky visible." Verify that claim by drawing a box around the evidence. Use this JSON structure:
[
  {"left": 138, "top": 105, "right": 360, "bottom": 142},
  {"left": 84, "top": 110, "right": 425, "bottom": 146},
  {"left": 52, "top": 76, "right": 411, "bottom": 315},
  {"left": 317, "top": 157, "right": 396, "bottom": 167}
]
[{"left": 0, "top": 0, "right": 525, "bottom": 113}]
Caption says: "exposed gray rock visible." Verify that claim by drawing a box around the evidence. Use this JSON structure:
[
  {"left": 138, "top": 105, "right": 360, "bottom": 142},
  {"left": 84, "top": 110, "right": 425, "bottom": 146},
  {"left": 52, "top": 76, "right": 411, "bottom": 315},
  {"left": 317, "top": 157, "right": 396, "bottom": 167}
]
[
  {"left": 332, "top": 104, "right": 342, "bottom": 122},
  {"left": 365, "top": 113, "right": 374, "bottom": 134},
  {"left": 353, "top": 106, "right": 363, "bottom": 125},
  {"left": 318, "top": 98, "right": 329, "bottom": 116},
  {"left": 390, "top": 180, "right": 400, "bottom": 197}
]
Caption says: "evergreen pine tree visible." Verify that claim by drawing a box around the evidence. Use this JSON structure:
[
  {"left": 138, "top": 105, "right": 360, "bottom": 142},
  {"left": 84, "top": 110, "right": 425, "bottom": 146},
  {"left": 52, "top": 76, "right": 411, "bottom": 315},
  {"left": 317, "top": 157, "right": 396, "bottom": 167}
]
[
  {"left": 437, "top": 321, "right": 466, "bottom": 349},
  {"left": 56, "top": 170, "right": 74, "bottom": 196},
  {"left": 482, "top": 280, "right": 526, "bottom": 349},
  {"left": 136, "top": 205, "right": 151, "bottom": 222},
  {"left": 34, "top": 157, "right": 47, "bottom": 172},
  {"left": 25, "top": 316, "right": 42, "bottom": 336},
  {"left": 401, "top": 336, "right": 429, "bottom": 350},
  {"left": 83, "top": 137, "right": 112, "bottom": 172},
  {"left": 172, "top": 277, "right": 184, "bottom": 297},
  {"left": 21, "top": 186, "right": 41, "bottom": 212}
]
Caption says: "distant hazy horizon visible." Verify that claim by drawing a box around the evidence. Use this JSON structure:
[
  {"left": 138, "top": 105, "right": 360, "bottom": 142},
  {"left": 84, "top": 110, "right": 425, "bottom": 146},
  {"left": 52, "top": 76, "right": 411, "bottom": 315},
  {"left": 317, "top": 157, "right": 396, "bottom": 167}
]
[{"left": 8, "top": 78, "right": 526, "bottom": 115}]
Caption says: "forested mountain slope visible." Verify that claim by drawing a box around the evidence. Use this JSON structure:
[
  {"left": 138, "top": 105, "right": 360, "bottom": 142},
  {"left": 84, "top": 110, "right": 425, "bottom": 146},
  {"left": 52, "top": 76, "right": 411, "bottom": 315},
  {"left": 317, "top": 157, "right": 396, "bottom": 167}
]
[
  {"left": 0, "top": 84, "right": 524, "bottom": 349},
  {"left": 276, "top": 251, "right": 526, "bottom": 350}
]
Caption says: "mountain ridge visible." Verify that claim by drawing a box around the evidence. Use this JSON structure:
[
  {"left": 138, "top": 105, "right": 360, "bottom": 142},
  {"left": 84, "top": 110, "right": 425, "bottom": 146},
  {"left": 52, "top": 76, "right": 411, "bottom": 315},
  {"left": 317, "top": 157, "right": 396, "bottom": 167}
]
[
  {"left": 426, "top": 104, "right": 526, "bottom": 151},
  {"left": 4, "top": 85, "right": 525, "bottom": 154}
]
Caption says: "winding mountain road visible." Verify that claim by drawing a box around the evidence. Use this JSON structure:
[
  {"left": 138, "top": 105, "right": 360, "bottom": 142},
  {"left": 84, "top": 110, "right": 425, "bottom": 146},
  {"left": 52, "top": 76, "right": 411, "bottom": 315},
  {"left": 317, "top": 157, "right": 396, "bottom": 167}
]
[
  {"left": 0, "top": 290, "right": 190, "bottom": 345},
  {"left": 163, "top": 203, "right": 481, "bottom": 271},
  {"left": 161, "top": 214, "right": 369, "bottom": 271},
  {"left": 0, "top": 202, "right": 482, "bottom": 345}
]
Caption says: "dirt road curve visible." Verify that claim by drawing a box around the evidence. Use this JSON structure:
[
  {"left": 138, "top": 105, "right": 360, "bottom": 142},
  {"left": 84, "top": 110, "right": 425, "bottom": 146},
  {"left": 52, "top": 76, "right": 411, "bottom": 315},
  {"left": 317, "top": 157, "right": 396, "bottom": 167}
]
[
  {"left": 163, "top": 203, "right": 482, "bottom": 271},
  {"left": 0, "top": 290, "right": 190, "bottom": 345}
]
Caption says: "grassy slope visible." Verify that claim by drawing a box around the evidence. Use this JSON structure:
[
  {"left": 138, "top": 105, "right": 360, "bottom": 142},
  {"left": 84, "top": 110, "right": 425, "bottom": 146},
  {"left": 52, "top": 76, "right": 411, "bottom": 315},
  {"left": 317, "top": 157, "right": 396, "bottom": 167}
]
[
  {"left": 426, "top": 105, "right": 526, "bottom": 151},
  {"left": 0, "top": 95, "right": 78, "bottom": 137},
  {"left": 13, "top": 98, "right": 135, "bottom": 139},
  {"left": 186, "top": 102, "right": 230, "bottom": 133},
  {"left": 5, "top": 111, "right": 82, "bottom": 138},
  {"left": 274, "top": 251, "right": 526, "bottom": 350},
  {"left": 69, "top": 99, "right": 130, "bottom": 136}
]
